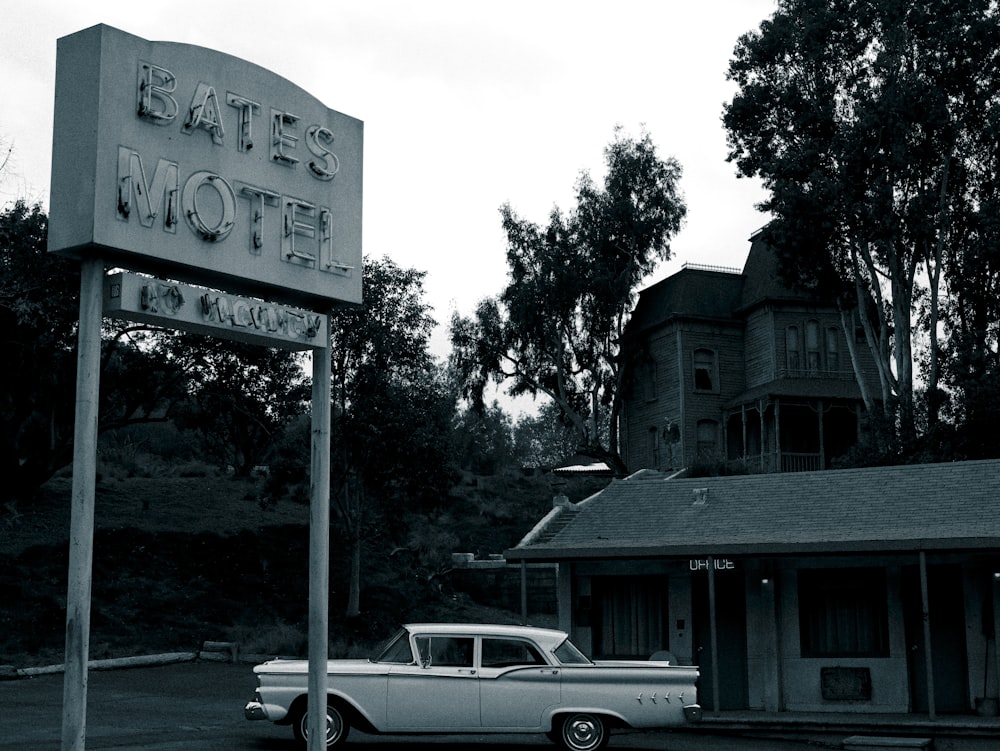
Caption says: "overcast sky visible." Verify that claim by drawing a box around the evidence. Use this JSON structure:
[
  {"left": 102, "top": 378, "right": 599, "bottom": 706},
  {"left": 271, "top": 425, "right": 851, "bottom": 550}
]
[{"left": 2, "top": 1, "right": 776, "bottom": 393}]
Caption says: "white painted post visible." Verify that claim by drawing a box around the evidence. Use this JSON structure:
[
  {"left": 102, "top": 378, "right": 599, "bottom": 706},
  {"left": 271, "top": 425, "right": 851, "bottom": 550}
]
[
  {"left": 61, "top": 258, "right": 105, "bottom": 751},
  {"left": 307, "top": 336, "right": 332, "bottom": 751}
]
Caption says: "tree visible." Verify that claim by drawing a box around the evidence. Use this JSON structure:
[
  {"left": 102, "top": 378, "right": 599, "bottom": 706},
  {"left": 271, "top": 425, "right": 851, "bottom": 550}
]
[
  {"left": 513, "top": 401, "right": 581, "bottom": 471},
  {"left": 0, "top": 201, "right": 186, "bottom": 503},
  {"left": 165, "top": 336, "right": 309, "bottom": 475},
  {"left": 449, "top": 401, "right": 517, "bottom": 475},
  {"left": 450, "top": 128, "right": 686, "bottom": 472},
  {"left": 328, "top": 256, "right": 456, "bottom": 617},
  {"left": 723, "top": 0, "right": 1000, "bottom": 454}
]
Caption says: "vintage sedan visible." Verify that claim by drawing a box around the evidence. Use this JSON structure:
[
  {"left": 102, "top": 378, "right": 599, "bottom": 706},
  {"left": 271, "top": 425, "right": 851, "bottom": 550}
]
[{"left": 244, "top": 622, "right": 701, "bottom": 750}]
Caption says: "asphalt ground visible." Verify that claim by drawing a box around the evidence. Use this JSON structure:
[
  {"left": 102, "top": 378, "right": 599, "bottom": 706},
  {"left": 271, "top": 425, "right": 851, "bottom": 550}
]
[{"left": 0, "top": 660, "right": 834, "bottom": 751}]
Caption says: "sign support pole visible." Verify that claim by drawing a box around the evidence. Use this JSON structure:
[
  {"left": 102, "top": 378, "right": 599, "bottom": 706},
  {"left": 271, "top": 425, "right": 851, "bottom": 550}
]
[
  {"left": 307, "top": 334, "right": 332, "bottom": 751},
  {"left": 61, "top": 257, "right": 105, "bottom": 751}
]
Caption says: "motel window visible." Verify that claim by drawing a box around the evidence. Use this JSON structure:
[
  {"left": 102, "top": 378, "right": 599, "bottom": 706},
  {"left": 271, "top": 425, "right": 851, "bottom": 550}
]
[
  {"left": 798, "top": 568, "right": 889, "bottom": 658},
  {"left": 592, "top": 576, "right": 669, "bottom": 659},
  {"left": 693, "top": 348, "right": 717, "bottom": 392},
  {"left": 786, "top": 326, "right": 800, "bottom": 371}
]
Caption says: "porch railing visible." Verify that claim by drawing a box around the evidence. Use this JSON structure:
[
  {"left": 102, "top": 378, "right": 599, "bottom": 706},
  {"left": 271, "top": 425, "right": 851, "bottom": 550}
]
[{"left": 726, "top": 452, "right": 822, "bottom": 474}]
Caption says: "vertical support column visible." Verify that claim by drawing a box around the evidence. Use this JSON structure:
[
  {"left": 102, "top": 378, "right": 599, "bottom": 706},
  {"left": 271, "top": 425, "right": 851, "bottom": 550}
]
[
  {"left": 993, "top": 573, "right": 1000, "bottom": 707},
  {"left": 920, "top": 551, "right": 936, "bottom": 721},
  {"left": 520, "top": 561, "right": 528, "bottom": 625},
  {"left": 708, "top": 556, "right": 721, "bottom": 716},
  {"left": 741, "top": 405, "right": 747, "bottom": 462},
  {"left": 758, "top": 570, "right": 781, "bottom": 712},
  {"left": 61, "top": 258, "right": 104, "bottom": 751},
  {"left": 774, "top": 400, "right": 782, "bottom": 473},
  {"left": 817, "top": 399, "right": 825, "bottom": 469},
  {"left": 307, "top": 333, "right": 332, "bottom": 751}
]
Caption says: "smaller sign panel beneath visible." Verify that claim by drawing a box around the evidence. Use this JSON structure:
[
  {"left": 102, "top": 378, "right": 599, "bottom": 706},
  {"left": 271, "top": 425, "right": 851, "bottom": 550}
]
[{"left": 104, "top": 271, "right": 327, "bottom": 351}]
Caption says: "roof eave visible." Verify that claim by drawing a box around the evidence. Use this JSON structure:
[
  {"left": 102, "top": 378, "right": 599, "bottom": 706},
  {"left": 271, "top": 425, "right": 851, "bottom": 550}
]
[{"left": 504, "top": 537, "right": 1000, "bottom": 562}]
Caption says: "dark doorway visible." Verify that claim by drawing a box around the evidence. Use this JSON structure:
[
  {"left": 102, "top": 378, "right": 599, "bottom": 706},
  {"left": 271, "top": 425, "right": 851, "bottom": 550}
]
[
  {"left": 903, "top": 564, "right": 970, "bottom": 713},
  {"left": 693, "top": 567, "right": 748, "bottom": 710}
]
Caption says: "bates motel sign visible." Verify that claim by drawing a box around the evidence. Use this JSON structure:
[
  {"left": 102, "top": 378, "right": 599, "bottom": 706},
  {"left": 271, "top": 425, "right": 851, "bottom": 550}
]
[{"left": 47, "top": 24, "right": 363, "bottom": 310}]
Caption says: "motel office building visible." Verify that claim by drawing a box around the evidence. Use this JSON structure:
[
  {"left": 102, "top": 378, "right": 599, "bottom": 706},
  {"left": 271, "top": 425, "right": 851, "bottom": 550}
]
[{"left": 506, "top": 459, "right": 1000, "bottom": 717}]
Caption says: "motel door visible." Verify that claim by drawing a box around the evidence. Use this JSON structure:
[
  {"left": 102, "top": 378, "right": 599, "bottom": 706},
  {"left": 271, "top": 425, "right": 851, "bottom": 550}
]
[
  {"left": 902, "top": 564, "right": 969, "bottom": 714},
  {"left": 693, "top": 567, "right": 748, "bottom": 711}
]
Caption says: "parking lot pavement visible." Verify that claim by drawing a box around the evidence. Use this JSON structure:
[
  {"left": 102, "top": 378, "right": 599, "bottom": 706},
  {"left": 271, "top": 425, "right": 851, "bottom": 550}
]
[{"left": 0, "top": 660, "right": 832, "bottom": 751}]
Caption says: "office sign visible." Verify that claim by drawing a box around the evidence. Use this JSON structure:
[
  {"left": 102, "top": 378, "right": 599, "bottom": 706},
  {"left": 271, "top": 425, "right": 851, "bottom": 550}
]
[{"left": 48, "top": 24, "right": 363, "bottom": 310}]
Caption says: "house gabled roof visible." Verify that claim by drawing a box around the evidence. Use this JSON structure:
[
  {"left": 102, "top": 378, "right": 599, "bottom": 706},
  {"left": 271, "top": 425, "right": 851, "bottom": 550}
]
[
  {"left": 737, "top": 234, "right": 822, "bottom": 313},
  {"left": 626, "top": 265, "right": 744, "bottom": 337},
  {"left": 505, "top": 459, "right": 1000, "bottom": 562}
]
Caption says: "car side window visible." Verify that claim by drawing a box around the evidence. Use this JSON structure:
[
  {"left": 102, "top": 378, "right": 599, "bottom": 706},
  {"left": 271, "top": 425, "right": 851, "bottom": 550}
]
[
  {"left": 415, "top": 636, "right": 474, "bottom": 667},
  {"left": 481, "top": 638, "right": 546, "bottom": 668}
]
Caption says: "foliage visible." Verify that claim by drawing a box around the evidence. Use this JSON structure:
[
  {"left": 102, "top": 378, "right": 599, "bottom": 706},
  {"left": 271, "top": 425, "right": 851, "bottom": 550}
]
[
  {"left": 723, "top": 0, "right": 1000, "bottom": 455},
  {"left": 164, "top": 335, "right": 309, "bottom": 476},
  {"left": 449, "top": 401, "right": 517, "bottom": 475},
  {"left": 513, "top": 401, "right": 581, "bottom": 470},
  {"left": 0, "top": 201, "right": 185, "bottom": 502},
  {"left": 327, "top": 256, "right": 458, "bottom": 615},
  {"left": 450, "top": 128, "right": 686, "bottom": 471}
]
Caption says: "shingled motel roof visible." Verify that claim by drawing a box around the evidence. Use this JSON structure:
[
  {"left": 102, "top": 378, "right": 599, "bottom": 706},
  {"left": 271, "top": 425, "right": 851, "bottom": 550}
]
[{"left": 505, "top": 459, "right": 1000, "bottom": 561}]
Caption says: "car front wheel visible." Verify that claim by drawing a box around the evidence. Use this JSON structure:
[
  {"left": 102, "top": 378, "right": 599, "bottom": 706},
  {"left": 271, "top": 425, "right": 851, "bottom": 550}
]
[
  {"left": 553, "top": 712, "right": 609, "bottom": 751},
  {"left": 292, "top": 700, "right": 349, "bottom": 748}
]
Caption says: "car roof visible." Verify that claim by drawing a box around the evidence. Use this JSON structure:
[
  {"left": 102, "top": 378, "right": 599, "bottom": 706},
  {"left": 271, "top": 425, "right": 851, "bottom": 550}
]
[{"left": 403, "top": 623, "right": 569, "bottom": 650}]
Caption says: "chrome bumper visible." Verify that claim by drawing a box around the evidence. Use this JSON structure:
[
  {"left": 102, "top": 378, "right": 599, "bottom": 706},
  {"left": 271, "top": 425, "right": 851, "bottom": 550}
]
[{"left": 244, "top": 699, "right": 267, "bottom": 721}]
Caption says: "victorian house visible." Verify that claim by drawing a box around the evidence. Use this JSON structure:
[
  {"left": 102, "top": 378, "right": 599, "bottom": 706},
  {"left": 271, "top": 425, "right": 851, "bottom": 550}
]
[{"left": 620, "top": 231, "right": 880, "bottom": 474}]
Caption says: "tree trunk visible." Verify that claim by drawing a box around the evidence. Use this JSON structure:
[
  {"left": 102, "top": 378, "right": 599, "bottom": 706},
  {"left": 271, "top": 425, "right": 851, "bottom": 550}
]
[{"left": 347, "top": 524, "right": 361, "bottom": 618}]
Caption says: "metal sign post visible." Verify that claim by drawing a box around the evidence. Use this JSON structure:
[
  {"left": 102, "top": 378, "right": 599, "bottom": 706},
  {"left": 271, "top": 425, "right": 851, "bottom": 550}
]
[
  {"left": 49, "top": 27, "right": 359, "bottom": 748},
  {"left": 61, "top": 258, "right": 105, "bottom": 751},
  {"left": 308, "top": 340, "right": 332, "bottom": 751}
]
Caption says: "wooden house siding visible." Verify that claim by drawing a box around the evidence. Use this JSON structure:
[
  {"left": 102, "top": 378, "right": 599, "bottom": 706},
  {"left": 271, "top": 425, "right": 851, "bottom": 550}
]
[
  {"left": 619, "top": 241, "right": 882, "bottom": 474},
  {"left": 743, "top": 308, "right": 775, "bottom": 387}
]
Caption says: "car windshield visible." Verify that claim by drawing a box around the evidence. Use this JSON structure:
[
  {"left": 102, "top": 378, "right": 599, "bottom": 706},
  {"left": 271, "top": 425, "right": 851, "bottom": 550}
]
[
  {"left": 553, "top": 638, "right": 592, "bottom": 665},
  {"left": 371, "top": 629, "right": 415, "bottom": 664}
]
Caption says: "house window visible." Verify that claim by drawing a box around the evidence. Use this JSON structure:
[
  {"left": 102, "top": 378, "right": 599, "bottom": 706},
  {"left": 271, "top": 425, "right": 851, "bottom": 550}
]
[
  {"left": 806, "top": 320, "right": 821, "bottom": 373},
  {"left": 786, "top": 326, "right": 800, "bottom": 371},
  {"left": 798, "top": 568, "right": 889, "bottom": 658},
  {"left": 696, "top": 419, "right": 719, "bottom": 460},
  {"left": 640, "top": 357, "right": 657, "bottom": 401},
  {"left": 826, "top": 326, "right": 840, "bottom": 372},
  {"left": 648, "top": 426, "right": 660, "bottom": 468},
  {"left": 630, "top": 354, "right": 657, "bottom": 402},
  {"left": 693, "top": 348, "right": 717, "bottom": 391}
]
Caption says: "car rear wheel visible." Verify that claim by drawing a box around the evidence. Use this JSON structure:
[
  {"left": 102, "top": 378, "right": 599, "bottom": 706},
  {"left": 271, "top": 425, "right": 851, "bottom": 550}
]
[
  {"left": 292, "top": 700, "right": 349, "bottom": 748},
  {"left": 553, "top": 712, "right": 609, "bottom": 751}
]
